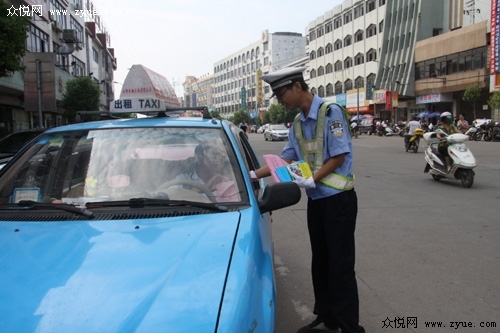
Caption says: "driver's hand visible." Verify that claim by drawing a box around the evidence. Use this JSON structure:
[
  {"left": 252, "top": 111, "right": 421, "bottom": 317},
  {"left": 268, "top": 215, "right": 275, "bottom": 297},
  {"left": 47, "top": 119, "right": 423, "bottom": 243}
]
[{"left": 206, "top": 174, "right": 229, "bottom": 189}]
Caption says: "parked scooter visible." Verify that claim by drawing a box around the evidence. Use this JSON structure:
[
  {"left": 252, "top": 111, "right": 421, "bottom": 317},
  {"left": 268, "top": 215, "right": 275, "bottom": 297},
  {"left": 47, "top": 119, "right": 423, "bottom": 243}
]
[
  {"left": 405, "top": 128, "right": 424, "bottom": 153},
  {"left": 465, "top": 125, "right": 482, "bottom": 141},
  {"left": 377, "top": 123, "right": 395, "bottom": 136},
  {"left": 423, "top": 129, "right": 477, "bottom": 188}
]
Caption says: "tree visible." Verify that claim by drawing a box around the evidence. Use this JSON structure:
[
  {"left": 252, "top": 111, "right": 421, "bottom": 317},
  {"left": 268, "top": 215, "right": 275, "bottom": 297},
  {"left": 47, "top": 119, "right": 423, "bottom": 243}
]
[
  {"left": 266, "top": 104, "right": 300, "bottom": 124},
  {"left": 0, "top": 0, "right": 30, "bottom": 77},
  {"left": 462, "top": 84, "right": 481, "bottom": 120},
  {"left": 488, "top": 90, "right": 500, "bottom": 112},
  {"left": 61, "top": 76, "right": 100, "bottom": 122},
  {"left": 210, "top": 110, "right": 222, "bottom": 119}
]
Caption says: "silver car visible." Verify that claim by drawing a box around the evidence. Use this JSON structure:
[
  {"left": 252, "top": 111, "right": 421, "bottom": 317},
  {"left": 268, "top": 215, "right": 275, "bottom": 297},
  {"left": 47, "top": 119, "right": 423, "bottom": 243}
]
[{"left": 264, "top": 124, "right": 289, "bottom": 141}]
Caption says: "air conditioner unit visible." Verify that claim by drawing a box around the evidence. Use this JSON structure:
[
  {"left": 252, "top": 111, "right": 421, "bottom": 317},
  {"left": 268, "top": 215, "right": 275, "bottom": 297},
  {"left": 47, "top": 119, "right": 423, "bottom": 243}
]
[
  {"left": 51, "top": 21, "right": 62, "bottom": 32},
  {"left": 62, "top": 29, "right": 78, "bottom": 43}
]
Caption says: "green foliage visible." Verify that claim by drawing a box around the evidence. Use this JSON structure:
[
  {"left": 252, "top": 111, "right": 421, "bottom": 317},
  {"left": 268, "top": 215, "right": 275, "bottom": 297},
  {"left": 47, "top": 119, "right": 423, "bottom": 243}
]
[
  {"left": 0, "top": 0, "right": 30, "bottom": 77},
  {"left": 462, "top": 84, "right": 481, "bottom": 102},
  {"left": 266, "top": 104, "right": 300, "bottom": 124},
  {"left": 230, "top": 110, "right": 250, "bottom": 125},
  {"left": 61, "top": 76, "right": 100, "bottom": 122},
  {"left": 488, "top": 90, "right": 500, "bottom": 110},
  {"left": 463, "top": 84, "right": 481, "bottom": 119},
  {"left": 210, "top": 110, "right": 222, "bottom": 119}
]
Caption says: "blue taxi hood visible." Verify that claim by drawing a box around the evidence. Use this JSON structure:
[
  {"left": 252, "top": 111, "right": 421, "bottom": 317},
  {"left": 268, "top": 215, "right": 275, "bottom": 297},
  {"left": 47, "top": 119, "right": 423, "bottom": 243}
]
[{"left": 0, "top": 212, "right": 240, "bottom": 332}]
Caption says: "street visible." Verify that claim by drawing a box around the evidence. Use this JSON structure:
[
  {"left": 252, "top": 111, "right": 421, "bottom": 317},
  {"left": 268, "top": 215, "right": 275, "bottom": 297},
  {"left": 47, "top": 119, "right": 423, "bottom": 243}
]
[{"left": 247, "top": 133, "right": 500, "bottom": 333}]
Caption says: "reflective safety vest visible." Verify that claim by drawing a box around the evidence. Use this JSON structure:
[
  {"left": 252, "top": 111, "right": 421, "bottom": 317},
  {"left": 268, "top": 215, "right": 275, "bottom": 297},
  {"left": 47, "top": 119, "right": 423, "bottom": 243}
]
[{"left": 293, "top": 102, "right": 355, "bottom": 191}]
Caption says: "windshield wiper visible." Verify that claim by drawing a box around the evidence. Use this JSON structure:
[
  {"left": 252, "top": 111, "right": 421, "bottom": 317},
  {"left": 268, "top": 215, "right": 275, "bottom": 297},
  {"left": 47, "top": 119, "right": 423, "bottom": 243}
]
[
  {"left": 15, "top": 200, "right": 94, "bottom": 218},
  {"left": 86, "top": 197, "right": 228, "bottom": 212}
]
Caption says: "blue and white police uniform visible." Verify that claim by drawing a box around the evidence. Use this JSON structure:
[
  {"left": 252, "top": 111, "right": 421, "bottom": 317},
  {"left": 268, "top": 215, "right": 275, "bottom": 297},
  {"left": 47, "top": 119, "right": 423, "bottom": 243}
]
[{"left": 262, "top": 67, "right": 365, "bottom": 333}]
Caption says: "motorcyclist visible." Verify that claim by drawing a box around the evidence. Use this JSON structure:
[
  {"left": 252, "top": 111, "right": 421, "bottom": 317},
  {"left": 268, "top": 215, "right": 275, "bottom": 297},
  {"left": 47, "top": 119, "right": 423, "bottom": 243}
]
[
  {"left": 404, "top": 116, "right": 421, "bottom": 147},
  {"left": 436, "top": 111, "right": 459, "bottom": 172}
]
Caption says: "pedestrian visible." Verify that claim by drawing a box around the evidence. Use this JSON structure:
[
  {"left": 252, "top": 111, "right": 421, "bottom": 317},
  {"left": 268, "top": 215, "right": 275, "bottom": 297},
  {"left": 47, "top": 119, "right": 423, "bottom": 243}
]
[
  {"left": 456, "top": 113, "right": 469, "bottom": 134},
  {"left": 249, "top": 67, "right": 365, "bottom": 333}
]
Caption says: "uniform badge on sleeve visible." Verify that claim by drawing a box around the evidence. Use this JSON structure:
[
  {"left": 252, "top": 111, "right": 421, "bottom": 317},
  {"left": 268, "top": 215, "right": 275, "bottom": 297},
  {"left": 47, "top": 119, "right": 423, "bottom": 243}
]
[{"left": 329, "top": 120, "right": 344, "bottom": 137}]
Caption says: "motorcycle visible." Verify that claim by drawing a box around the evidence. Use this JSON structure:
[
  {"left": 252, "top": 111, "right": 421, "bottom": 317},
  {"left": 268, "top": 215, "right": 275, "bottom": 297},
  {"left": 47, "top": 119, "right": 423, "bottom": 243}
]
[
  {"left": 492, "top": 122, "right": 500, "bottom": 141},
  {"left": 423, "top": 129, "right": 477, "bottom": 188},
  {"left": 377, "top": 124, "right": 395, "bottom": 136},
  {"left": 405, "top": 128, "right": 424, "bottom": 153},
  {"left": 465, "top": 125, "right": 483, "bottom": 141}
]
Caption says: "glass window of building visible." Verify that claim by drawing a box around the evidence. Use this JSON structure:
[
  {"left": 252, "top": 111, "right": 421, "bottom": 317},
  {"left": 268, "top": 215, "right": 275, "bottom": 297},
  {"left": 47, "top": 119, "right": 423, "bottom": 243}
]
[{"left": 26, "top": 24, "right": 48, "bottom": 52}]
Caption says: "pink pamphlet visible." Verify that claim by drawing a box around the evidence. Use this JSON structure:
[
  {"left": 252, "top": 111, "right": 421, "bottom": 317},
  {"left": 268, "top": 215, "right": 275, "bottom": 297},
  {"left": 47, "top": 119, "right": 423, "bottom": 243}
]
[{"left": 263, "top": 154, "right": 289, "bottom": 182}]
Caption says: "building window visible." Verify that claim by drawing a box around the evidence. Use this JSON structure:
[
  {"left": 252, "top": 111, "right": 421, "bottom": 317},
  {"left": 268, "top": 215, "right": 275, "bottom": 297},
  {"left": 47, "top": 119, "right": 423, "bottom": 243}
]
[
  {"left": 310, "top": 51, "right": 316, "bottom": 60},
  {"left": 317, "top": 26, "right": 324, "bottom": 37},
  {"left": 354, "top": 53, "right": 364, "bottom": 65},
  {"left": 310, "top": 69, "right": 317, "bottom": 78},
  {"left": 326, "top": 83, "right": 334, "bottom": 97},
  {"left": 334, "top": 39, "right": 342, "bottom": 50},
  {"left": 309, "top": 30, "right": 316, "bottom": 41},
  {"left": 344, "top": 11, "right": 352, "bottom": 24},
  {"left": 334, "top": 60, "right": 343, "bottom": 71},
  {"left": 354, "top": 5, "right": 364, "bottom": 19},
  {"left": 366, "top": 48, "right": 377, "bottom": 62},
  {"left": 344, "top": 35, "right": 352, "bottom": 46},
  {"left": 71, "top": 56, "right": 85, "bottom": 77},
  {"left": 379, "top": 20, "right": 384, "bottom": 33},
  {"left": 49, "top": 0, "right": 66, "bottom": 29},
  {"left": 367, "top": 0, "right": 376, "bottom": 12},
  {"left": 354, "top": 77, "right": 364, "bottom": 88},
  {"left": 367, "top": 73, "right": 376, "bottom": 86},
  {"left": 26, "top": 24, "right": 48, "bottom": 52},
  {"left": 325, "top": 21, "right": 333, "bottom": 33},
  {"left": 335, "top": 82, "right": 343, "bottom": 95},
  {"left": 325, "top": 43, "right": 333, "bottom": 54},
  {"left": 344, "top": 79, "right": 353, "bottom": 92},
  {"left": 355, "top": 30, "right": 363, "bottom": 43},
  {"left": 326, "top": 63, "right": 333, "bottom": 74},
  {"left": 379, "top": 0, "right": 386, "bottom": 5},
  {"left": 366, "top": 24, "right": 377, "bottom": 38},
  {"left": 334, "top": 16, "right": 342, "bottom": 29},
  {"left": 92, "top": 48, "right": 99, "bottom": 63},
  {"left": 317, "top": 47, "right": 324, "bottom": 57},
  {"left": 318, "top": 66, "right": 324, "bottom": 76},
  {"left": 318, "top": 86, "right": 325, "bottom": 97},
  {"left": 344, "top": 57, "right": 353, "bottom": 69},
  {"left": 69, "top": 16, "right": 84, "bottom": 43}
]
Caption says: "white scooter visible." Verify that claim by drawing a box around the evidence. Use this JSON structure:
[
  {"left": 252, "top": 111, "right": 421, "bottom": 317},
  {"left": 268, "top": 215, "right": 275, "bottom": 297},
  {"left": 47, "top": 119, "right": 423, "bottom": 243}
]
[{"left": 423, "top": 129, "right": 477, "bottom": 188}]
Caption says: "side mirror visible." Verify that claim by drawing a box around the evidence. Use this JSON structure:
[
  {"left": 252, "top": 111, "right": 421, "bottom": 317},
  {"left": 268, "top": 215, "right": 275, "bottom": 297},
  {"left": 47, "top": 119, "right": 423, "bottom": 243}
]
[{"left": 258, "top": 182, "right": 301, "bottom": 214}]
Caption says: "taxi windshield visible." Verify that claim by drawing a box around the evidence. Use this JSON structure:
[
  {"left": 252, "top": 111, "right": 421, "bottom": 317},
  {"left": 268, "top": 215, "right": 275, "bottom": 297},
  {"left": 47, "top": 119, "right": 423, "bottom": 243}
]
[{"left": 0, "top": 127, "right": 244, "bottom": 206}]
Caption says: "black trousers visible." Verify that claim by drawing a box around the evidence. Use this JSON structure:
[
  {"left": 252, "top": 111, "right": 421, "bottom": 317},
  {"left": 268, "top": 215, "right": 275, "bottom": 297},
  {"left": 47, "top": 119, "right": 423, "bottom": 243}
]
[{"left": 307, "top": 190, "right": 365, "bottom": 333}]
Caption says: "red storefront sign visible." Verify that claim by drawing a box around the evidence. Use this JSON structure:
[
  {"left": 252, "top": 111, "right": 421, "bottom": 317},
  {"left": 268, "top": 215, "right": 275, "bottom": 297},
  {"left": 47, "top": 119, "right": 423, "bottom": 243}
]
[{"left": 385, "top": 91, "right": 392, "bottom": 110}]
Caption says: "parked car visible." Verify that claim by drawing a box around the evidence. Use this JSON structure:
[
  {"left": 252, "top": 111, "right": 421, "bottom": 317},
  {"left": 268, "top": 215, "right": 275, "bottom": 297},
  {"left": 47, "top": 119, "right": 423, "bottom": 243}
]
[
  {"left": 0, "top": 107, "right": 301, "bottom": 332},
  {"left": 264, "top": 124, "right": 289, "bottom": 141},
  {"left": 0, "top": 129, "right": 45, "bottom": 169},
  {"left": 358, "top": 118, "right": 378, "bottom": 135}
]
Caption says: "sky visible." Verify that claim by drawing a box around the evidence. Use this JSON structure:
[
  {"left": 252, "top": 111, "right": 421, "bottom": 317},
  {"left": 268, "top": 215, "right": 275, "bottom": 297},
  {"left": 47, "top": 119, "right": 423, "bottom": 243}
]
[{"left": 91, "top": 0, "right": 344, "bottom": 96}]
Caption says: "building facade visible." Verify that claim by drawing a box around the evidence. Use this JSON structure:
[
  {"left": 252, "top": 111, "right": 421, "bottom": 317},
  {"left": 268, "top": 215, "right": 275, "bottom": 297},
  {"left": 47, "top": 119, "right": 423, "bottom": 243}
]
[
  {"left": 0, "top": 0, "right": 116, "bottom": 134},
  {"left": 212, "top": 30, "right": 307, "bottom": 118},
  {"left": 306, "top": 0, "right": 493, "bottom": 122}
]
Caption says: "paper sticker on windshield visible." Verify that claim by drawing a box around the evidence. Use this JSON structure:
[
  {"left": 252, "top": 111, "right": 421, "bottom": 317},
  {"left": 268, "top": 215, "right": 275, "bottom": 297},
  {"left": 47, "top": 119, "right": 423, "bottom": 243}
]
[
  {"left": 329, "top": 120, "right": 344, "bottom": 137},
  {"left": 107, "top": 175, "right": 130, "bottom": 187},
  {"left": 11, "top": 188, "right": 41, "bottom": 203}
]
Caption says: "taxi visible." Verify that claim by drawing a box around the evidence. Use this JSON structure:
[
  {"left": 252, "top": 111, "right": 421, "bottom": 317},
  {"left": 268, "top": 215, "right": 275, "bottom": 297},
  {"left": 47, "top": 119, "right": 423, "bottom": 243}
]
[{"left": 0, "top": 105, "right": 300, "bottom": 332}]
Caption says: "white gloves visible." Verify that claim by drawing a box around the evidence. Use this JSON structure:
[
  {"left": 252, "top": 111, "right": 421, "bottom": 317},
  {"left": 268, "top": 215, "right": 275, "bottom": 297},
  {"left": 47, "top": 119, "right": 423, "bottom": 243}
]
[
  {"left": 249, "top": 170, "right": 258, "bottom": 181},
  {"left": 290, "top": 173, "right": 316, "bottom": 188}
]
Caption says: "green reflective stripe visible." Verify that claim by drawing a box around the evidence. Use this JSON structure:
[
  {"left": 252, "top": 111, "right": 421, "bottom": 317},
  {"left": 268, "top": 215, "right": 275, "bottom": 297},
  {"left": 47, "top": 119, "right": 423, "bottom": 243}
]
[
  {"left": 320, "top": 173, "right": 355, "bottom": 191},
  {"left": 293, "top": 101, "right": 355, "bottom": 191}
]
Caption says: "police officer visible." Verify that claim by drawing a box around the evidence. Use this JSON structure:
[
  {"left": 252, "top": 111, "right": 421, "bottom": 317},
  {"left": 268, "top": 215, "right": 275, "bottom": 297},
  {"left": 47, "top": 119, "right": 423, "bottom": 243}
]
[{"left": 250, "top": 67, "right": 365, "bottom": 333}]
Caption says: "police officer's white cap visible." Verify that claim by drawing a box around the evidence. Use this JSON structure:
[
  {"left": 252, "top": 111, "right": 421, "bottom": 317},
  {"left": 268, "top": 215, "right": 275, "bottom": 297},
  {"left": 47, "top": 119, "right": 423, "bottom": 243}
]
[{"left": 262, "top": 66, "right": 306, "bottom": 93}]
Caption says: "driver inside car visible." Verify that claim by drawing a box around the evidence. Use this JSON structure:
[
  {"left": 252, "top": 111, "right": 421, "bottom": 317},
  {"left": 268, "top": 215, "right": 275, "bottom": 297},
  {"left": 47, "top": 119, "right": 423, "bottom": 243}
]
[{"left": 171, "top": 143, "right": 239, "bottom": 203}]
